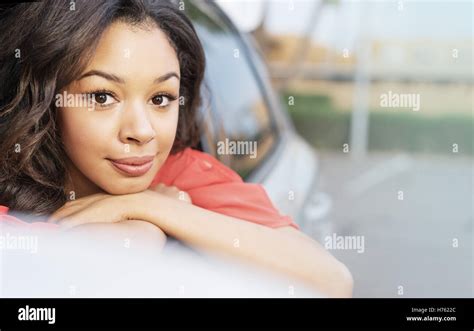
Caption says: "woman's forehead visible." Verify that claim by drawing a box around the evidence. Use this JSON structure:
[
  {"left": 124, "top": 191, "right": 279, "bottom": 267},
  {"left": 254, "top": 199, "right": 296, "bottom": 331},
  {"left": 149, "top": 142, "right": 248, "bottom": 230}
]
[{"left": 82, "top": 21, "right": 180, "bottom": 81}]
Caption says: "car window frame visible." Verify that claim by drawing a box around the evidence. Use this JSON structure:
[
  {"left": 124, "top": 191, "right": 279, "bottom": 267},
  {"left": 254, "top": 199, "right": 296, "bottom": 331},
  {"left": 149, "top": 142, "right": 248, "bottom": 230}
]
[{"left": 189, "top": 0, "right": 284, "bottom": 179}]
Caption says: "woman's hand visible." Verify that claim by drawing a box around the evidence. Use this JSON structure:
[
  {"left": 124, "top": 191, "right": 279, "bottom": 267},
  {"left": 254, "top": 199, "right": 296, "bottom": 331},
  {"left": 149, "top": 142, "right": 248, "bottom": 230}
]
[
  {"left": 47, "top": 184, "right": 191, "bottom": 229},
  {"left": 47, "top": 193, "right": 134, "bottom": 229},
  {"left": 46, "top": 191, "right": 170, "bottom": 254}
]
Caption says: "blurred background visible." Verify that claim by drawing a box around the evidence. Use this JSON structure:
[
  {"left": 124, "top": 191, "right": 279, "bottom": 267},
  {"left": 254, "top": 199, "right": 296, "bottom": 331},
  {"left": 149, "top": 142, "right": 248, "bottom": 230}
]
[{"left": 214, "top": 0, "right": 473, "bottom": 298}]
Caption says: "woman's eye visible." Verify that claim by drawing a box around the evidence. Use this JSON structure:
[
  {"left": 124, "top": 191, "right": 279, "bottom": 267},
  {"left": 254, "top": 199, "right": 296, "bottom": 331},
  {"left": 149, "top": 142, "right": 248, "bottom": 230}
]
[
  {"left": 151, "top": 94, "right": 172, "bottom": 107},
  {"left": 91, "top": 92, "right": 116, "bottom": 107}
]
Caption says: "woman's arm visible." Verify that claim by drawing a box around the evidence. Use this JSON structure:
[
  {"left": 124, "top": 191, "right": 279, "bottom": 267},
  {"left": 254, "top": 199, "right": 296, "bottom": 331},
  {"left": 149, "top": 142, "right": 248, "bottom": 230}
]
[
  {"left": 128, "top": 190, "right": 353, "bottom": 297},
  {"left": 63, "top": 220, "right": 167, "bottom": 253},
  {"left": 49, "top": 190, "right": 353, "bottom": 297}
]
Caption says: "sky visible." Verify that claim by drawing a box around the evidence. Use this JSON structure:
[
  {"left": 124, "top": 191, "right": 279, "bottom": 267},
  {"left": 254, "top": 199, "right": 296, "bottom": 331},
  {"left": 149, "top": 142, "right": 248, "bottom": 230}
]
[{"left": 216, "top": 0, "right": 473, "bottom": 50}]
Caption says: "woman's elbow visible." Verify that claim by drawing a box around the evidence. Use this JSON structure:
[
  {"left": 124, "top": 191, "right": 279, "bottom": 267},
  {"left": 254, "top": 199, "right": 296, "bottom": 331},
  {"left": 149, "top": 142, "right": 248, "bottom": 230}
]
[
  {"left": 332, "top": 261, "right": 354, "bottom": 297},
  {"left": 309, "top": 258, "right": 354, "bottom": 298}
]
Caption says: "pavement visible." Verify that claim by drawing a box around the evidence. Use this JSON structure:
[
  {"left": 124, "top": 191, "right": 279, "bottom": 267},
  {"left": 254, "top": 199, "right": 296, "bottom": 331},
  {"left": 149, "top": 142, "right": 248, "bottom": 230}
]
[{"left": 310, "top": 150, "right": 473, "bottom": 298}]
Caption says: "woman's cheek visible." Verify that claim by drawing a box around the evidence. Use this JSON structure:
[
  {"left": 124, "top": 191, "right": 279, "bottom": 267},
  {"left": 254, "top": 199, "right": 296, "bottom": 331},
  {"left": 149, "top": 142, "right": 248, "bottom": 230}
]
[
  {"left": 59, "top": 108, "right": 119, "bottom": 191},
  {"left": 60, "top": 108, "right": 114, "bottom": 157},
  {"left": 152, "top": 105, "right": 179, "bottom": 153}
]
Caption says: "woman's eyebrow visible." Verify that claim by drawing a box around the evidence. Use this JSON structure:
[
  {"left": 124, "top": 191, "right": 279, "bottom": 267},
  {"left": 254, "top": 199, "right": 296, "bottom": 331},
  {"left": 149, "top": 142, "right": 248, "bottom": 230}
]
[
  {"left": 154, "top": 72, "right": 180, "bottom": 84},
  {"left": 77, "top": 70, "right": 180, "bottom": 84},
  {"left": 77, "top": 70, "right": 124, "bottom": 83}
]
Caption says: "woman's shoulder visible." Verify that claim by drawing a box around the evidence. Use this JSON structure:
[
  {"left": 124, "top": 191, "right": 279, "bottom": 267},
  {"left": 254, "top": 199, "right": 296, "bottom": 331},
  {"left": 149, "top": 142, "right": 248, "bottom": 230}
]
[
  {"left": 152, "top": 148, "right": 241, "bottom": 188},
  {"left": 183, "top": 148, "right": 243, "bottom": 181}
]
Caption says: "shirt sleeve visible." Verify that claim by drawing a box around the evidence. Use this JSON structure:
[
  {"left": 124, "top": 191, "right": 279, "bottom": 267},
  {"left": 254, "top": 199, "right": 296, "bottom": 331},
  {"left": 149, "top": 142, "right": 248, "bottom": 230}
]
[
  {"left": 153, "top": 148, "right": 300, "bottom": 230},
  {"left": 0, "top": 206, "right": 60, "bottom": 230}
]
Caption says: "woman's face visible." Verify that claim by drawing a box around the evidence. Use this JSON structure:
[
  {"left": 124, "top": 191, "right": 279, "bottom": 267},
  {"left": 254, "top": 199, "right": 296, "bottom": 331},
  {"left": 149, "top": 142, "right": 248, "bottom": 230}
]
[{"left": 58, "top": 20, "right": 180, "bottom": 197}]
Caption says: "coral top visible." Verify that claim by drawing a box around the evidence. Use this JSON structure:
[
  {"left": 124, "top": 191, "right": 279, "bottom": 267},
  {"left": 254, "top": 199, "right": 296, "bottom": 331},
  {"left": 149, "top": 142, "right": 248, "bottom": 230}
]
[{"left": 0, "top": 148, "right": 298, "bottom": 230}]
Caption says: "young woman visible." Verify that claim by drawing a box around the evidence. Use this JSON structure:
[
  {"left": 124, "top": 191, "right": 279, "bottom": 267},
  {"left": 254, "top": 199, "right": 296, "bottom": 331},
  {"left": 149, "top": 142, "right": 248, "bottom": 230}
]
[{"left": 0, "top": 0, "right": 353, "bottom": 297}]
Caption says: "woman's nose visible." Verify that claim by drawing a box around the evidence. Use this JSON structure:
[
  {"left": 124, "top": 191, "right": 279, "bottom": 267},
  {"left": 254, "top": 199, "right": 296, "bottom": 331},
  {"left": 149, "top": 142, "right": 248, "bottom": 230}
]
[{"left": 118, "top": 101, "right": 156, "bottom": 145}]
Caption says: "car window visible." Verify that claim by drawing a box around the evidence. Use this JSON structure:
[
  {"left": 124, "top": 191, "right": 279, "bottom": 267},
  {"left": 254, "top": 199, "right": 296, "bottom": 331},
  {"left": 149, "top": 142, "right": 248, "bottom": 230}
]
[{"left": 187, "top": 1, "right": 278, "bottom": 178}]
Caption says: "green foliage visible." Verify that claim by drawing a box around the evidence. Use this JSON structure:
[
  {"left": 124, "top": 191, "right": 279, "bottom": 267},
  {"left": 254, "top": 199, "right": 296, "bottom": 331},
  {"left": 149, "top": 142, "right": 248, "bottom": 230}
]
[{"left": 283, "top": 92, "right": 473, "bottom": 155}]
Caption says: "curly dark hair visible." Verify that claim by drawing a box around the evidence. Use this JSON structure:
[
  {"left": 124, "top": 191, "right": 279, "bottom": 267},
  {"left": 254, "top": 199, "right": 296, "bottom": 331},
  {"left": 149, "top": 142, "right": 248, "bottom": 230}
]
[{"left": 0, "top": 0, "right": 205, "bottom": 216}]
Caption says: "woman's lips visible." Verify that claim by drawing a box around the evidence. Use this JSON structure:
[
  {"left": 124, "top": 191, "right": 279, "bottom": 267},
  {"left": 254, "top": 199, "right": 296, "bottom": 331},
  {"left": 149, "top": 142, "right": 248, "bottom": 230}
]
[{"left": 107, "top": 156, "right": 154, "bottom": 177}]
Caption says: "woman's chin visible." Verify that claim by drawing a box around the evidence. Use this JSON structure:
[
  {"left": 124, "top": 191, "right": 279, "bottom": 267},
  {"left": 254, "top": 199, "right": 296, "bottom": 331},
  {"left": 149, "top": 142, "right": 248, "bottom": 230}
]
[{"left": 103, "top": 182, "right": 151, "bottom": 196}]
